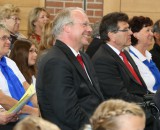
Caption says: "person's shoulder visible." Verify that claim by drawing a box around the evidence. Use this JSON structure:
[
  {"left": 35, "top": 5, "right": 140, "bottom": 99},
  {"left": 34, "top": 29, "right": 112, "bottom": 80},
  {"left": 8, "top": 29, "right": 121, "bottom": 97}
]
[
  {"left": 5, "top": 56, "right": 16, "bottom": 65},
  {"left": 93, "top": 44, "right": 108, "bottom": 56},
  {"left": 5, "top": 57, "right": 19, "bottom": 71}
]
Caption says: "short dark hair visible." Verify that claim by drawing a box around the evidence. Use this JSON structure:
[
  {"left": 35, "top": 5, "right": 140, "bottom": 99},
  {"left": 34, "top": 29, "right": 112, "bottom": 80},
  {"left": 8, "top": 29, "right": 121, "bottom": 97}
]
[
  {"left": 99, "top": 12, "right": 129, "bottom": 41},
  {"left": 129, "top": 16, "right": 153, "bottom": 46}
]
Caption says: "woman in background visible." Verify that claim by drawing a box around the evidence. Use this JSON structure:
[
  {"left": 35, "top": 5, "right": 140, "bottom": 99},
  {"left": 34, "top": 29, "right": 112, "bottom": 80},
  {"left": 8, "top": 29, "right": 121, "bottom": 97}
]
[
  {"left": 37, "top": 21, "right": 54, "bottom": 68},
  {"left": 28, "top": 7, "right": 50, "bottom": 47},
  {"left": 10, "top": 39, "right": 37, "bottom": 87},
  {"left": 0, "top": 4, "right": 26, "bottom": 49},
  {"left": 0, "top": 23, "right": 39, "bottom": 130},
  {"left": 128, "top": 16, "right": 160, "bottom": 93}
]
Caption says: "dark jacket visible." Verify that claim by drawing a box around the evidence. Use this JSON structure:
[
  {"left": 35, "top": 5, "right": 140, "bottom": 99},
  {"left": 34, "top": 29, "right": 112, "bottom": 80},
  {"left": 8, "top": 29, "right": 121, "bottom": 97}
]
[
  {"left": 92, "top": 44, "right": 148, "bottom": 102},
  {"left": 36, "top": 40, "right": 104, "bottom": 130}
]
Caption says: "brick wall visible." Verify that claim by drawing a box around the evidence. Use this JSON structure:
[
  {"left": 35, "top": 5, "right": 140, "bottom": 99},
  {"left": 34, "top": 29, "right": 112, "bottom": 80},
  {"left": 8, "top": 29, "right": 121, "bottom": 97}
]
[{"left": 45, "top": 0, "right": 103, "bottom": 24}]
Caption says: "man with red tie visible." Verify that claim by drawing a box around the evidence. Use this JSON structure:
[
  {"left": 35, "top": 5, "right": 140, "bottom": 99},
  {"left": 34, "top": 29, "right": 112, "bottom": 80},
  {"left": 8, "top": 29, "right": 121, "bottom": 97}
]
[
  {"left": 92, "top": 12, "right": 148, "bottom": 102},
  {"left": 91, "top": 12, "right": 159, "bottom": 130},
  {"left": 36, "top": 7, "right": 104, "bottom": 130}
]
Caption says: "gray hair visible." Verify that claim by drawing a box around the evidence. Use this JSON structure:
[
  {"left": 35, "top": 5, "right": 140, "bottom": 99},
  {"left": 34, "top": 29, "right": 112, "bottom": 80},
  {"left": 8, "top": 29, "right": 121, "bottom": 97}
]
[
  {"left": 153, "top": 19, "right": 160, "bottom": 33},
  {"left": 0, "top": 4, "right": 20, "bottom": 21},
  {"left": 52, "top": 7, "right": 85, "bottom": 38},
  {"left": 91, "top": 21, "right": 101, "bottom": 38},
  {"left": 0, "top": 23, "right": 10, "bottom": 33}
]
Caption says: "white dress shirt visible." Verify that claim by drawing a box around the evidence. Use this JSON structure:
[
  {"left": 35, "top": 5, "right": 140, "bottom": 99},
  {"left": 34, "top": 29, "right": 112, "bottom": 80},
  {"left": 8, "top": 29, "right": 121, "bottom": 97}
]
[{"left": 128, "top": 46, "right": 156, "bottom": 93}]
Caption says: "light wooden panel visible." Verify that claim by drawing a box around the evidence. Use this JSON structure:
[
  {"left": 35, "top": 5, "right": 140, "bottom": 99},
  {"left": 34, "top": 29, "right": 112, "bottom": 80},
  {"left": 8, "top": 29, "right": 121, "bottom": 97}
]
[
  {"left": 121, "top": 0, "right": 160, "bottom": 13},
  {"left": 103, "top": 0, "right": 120, "bottom": 15},
  {"left": 104, "top": 0, "right": 160, "bottom": 22},
  {"left": 0, "top": 0, "right": 44, "bottom": 7},
  {"left": 19, "top": 7, "right": 34, "bottom": 30},
  {"left": 0, "top": 0, "right": 45, "bottom": 37},
  {"left": 127, "top": 12, "right": 160, "bottom": 23}
]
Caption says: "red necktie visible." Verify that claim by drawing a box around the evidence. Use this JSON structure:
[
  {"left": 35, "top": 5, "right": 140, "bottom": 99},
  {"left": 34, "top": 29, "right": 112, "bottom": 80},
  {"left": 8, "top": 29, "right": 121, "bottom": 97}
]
[
  {"left": 77, "top": 54, "right": 85, "bottom": 69},
  {"left": 120, "top": 51, "right": 142, "bottom": 85}
]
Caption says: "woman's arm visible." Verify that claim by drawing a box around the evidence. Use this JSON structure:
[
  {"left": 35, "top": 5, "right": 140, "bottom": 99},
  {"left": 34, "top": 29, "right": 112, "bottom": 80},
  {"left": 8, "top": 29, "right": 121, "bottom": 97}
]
[{"left": 0, "top": 90, "right": 39, "bottom": 116}]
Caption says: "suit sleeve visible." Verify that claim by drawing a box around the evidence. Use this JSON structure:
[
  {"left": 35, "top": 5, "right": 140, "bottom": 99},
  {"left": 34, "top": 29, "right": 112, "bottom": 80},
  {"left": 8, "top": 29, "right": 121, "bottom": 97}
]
[
  {"left": 43, "top": 58, "right": 88, "bottom": 129},
  {"left": 92, "top": 56, "right": 144, "bottom": 103}
]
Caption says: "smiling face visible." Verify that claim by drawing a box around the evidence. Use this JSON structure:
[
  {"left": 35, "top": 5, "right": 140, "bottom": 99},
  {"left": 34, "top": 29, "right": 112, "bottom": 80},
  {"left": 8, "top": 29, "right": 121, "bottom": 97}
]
[
  {"left": 69, "top": 10, "right": 92, "bottom": 48},
  {"left": 0, "top": 29, "right": 10, "bottom": 58},
  {"left": 28, "top": 44, "right": 37, "bottom": 66},
  {"left": 135, "top": 26, "right": 153, "bottom": 47}
]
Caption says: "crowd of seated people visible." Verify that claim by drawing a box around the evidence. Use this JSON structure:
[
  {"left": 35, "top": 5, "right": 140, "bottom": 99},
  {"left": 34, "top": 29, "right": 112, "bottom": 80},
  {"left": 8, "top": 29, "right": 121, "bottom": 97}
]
[
  {"left": 0, "top": 23, "right": 39, "bottom": 130},
  {"left": 0, "top": 2, "right": 160, "bottom": 130}
]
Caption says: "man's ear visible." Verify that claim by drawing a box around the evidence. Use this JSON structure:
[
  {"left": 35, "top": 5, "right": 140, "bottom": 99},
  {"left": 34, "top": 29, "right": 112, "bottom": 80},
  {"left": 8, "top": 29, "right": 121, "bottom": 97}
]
[
  {"left": 108, "top": 32, "right": 115, "bottom": 42},
  {"left": 63, "top": 24, "right": 71, "bottom": 33}
]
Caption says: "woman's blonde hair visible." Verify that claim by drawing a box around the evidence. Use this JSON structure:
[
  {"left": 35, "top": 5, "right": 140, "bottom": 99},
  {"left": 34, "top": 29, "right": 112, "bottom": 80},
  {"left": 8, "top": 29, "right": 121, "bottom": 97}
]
[
  {"left": 27, "top": 7, "right": 50, "bottom": 37},
  {"left": 39, "top": 20, "right": 54, "bottom": 52},
  {"left": 13, "top": 116, "right": 60, "bottom": 130},
  {"left": 0, "top": 4, "right": 20, "bottom": 21},
  {"left": 90, "top": 99, "right": 145, "bottom": 130}
]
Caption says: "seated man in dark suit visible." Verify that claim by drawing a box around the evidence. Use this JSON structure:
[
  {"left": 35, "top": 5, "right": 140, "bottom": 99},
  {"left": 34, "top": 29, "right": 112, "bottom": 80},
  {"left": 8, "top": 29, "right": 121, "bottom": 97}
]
[
  {"left": 92, "top": 12, "right": 159, "bottom": 130},
  {"left": 36, "top": 7, "right": 104, "bottom": 130}
]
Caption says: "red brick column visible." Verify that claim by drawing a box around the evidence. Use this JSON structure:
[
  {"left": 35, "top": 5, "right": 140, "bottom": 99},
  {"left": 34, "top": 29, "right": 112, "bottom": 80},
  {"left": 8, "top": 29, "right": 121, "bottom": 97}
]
[{"left": 45, "top": 0, "right": 103, "bottom": 24}]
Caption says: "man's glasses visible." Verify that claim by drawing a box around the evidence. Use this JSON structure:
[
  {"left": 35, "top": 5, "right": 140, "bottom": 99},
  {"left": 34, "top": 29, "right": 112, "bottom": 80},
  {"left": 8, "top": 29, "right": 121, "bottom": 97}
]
[
  {"left": 71, "top": 22, "right": 92, "bottom": 27},
  {"left": 80, "top": 22, "right": 92, "bottom": 27},
  {"left": 117, "top": 28, "right": 131, "bottom": 32},
  {"left": 0, "top": 36, "right": 11, "bottom": 41},
  {"left": 112, "top": 28, "right": 131, "bottom": 33}
]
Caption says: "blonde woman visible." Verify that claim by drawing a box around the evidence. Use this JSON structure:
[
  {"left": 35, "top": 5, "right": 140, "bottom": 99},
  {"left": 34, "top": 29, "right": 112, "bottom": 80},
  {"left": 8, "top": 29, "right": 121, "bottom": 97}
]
[
  {"left": 37, "top": 21, "right": 54, "bottom": 68},
  {"left": 90, "top": 99, "right": 145, "bottom": 130},
  {"left": 28, "top": 7, "right": 50, "bottom": 47}
]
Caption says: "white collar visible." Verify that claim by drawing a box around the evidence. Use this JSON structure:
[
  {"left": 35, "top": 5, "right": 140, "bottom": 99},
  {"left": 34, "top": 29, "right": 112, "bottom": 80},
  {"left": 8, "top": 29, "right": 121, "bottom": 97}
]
[
  {"left": 107, "top": 43, "right": 121, "bottom": 55},
  {"left": 67, "top": 45, "right": 80, "bottom": 57},
  {"left": 129, "top": 45, "right": 152, "bottom": 61}
]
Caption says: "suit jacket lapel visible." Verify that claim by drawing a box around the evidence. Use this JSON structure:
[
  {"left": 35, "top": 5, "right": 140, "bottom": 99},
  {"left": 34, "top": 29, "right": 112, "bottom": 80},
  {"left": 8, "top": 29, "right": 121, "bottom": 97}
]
[
  {"left": 55, "top": 40, "right": 92, "bottom": 86},
  {"left": 103, "top": 44, "right": 143, "bottom": 86},
  {"left": 81, "top": 53, "right": 104, "bottom": 98},
  {"left": 124, "top": 50, "right": 147, "bottom": 88}
]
